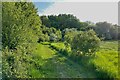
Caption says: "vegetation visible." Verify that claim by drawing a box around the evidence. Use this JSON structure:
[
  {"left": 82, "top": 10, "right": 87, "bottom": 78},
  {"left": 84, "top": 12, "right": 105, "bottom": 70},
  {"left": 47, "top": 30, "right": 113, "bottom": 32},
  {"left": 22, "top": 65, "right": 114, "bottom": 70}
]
[
  {"left": 41, "top": 15, "right": 119, "bottom": 41},
  {"left": 38, "top": 25, "right": 62, "bottom": 42},
  {"left": 28, "top": 43, "right": 97, "bottom": 78},
  {"left": 50, "top": 41, "right": 118, "bottom": 78},
  {"left": 94, "top": 22, "right": 119, "bottom": 40},
  {"left": 91, "top": 41, "right": 118, "bottom": 78},
  {"left": 2, "top": 2, "right": 42, "bottom": 78},
  {"left": 2, "top": 2, "right": 119, "bottom": 79},
  {"left": 40, "top": 14, "right": 82, "bottom": 30},
  {"left": 2, "top": 2, "right": 41, "bottom": 49},
  {"left": 71, "top": 30, "right": 100, "bottom": 56}
]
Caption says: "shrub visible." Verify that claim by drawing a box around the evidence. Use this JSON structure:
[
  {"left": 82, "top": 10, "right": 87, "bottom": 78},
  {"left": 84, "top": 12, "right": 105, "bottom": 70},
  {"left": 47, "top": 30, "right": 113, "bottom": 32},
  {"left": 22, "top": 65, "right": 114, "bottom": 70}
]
[
  {"left": 49, "top": 33, "right": 57, "bottom": 42},
  {"left": 50, "top": 43, "right": 65, "bottom": 51},
  {"left": 71, "top": 29, "right": 100, "bottom": 56},
  {"left": 64, "top": 28, "right": 79, "bottom": 43},
  {"left": 38, "top": 33, "right": 49, "bottom": 42},
  {"left": 2, "top": 43, "right": 38, "bottom": 78},
  {"left": 2, "top": 47, "right": 28, "bottom": 78},
  {"left": 2, "top": 2, "right": 41, "bottom": 49},
  {"left": 59, "top": 49, "right": 68, "bottom": 56}
]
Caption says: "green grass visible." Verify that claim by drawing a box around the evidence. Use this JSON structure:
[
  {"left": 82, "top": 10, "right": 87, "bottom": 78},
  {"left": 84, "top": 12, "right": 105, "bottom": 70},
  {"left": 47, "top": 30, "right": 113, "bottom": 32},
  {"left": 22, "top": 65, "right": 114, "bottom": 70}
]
[
  {"left": 49, "top": 41, "right": 118, "bottom": 78},
  {"left": 35, "top": 44, "right": 56, "bottom": 59},
  {"left": 28, "top": 43, "right": 97, "bottom": 78},
  {"left": 28, "top": 44, "right": 57, "bottom": 78},
  {"left": 91, "top": 41, "right": 118, "bottom": 78},
  {"left": 27, "top": 41, "right": 118, "bottom": 78},
  {"left": 100, "top": 41, "right": 118, "bottom": 51},
  {"left": 50, "top": 42, "right": 66, "bottom": 51}
]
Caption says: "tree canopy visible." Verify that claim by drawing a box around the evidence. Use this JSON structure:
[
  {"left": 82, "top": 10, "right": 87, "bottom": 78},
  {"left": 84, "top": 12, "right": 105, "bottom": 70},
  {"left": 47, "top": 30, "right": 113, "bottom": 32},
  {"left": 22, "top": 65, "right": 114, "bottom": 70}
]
[
  {"left": 2, "top": 2, "right": 42, "bottom": 49},
  {"left": 41, "top": 14, "right": 84, "bottom": 30}
]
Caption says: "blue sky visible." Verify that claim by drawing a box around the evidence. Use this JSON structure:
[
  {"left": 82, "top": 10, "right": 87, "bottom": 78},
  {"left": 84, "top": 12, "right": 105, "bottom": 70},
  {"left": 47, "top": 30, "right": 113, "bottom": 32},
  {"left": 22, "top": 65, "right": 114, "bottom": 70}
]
[{"left": 33, "top": 2, "right": 54, "bottom": 13}]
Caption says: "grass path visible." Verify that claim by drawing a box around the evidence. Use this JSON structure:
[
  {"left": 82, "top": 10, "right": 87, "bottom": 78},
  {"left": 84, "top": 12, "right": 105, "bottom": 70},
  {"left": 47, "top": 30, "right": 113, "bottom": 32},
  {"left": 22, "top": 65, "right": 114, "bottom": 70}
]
[{"left": 29, "top": 44, "right": 97, "bottom": 78}]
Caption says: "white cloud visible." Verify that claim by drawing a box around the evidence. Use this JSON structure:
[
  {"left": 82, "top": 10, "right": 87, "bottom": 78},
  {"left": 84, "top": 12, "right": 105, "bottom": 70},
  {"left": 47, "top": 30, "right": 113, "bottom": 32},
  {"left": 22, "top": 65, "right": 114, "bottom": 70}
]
[
  {"left": 39, "top": 3, "right": 74, "bottom": 16},
  {"left": 39, "top": 2, "right": 118, "bottom": 24}
]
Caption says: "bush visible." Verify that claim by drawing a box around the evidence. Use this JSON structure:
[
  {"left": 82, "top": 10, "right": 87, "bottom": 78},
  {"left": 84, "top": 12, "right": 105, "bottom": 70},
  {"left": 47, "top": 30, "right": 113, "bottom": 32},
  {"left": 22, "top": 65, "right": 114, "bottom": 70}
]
[
  {"left": 64, "top": 28, "right": 79, "bottom": 43},
  {"left": 49, "top": 33, "right": 57, "bottom": 42},
  {"left": 50, "top": 43, "right": 65, "bottom": 51},
  {"left": 59, "top": 49, "right": 68, "bottom": 56},
  {"left": 38, "top": 33, "right": 49, "bottom": 42},
  {"left": 41, "top": 26, "right": 62, "bottom": 42},
  {"left": 2, "top": 43, "right": 38, "bottom": 78},
  {"left": 71, "top": 29, "right": 100, "bottom": 56},
  {"left": 2, "top": 2, "right": 41, "bottom": 49},
  {"left": 2, "top": 47, "right": 28, "bottom": 78}
]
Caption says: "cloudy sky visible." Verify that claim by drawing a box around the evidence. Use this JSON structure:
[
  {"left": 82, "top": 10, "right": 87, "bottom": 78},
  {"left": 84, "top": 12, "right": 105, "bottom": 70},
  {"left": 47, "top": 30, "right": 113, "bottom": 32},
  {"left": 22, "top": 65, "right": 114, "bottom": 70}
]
[{"left": 33, "top": 2, "right": 118, "bottom": 24}]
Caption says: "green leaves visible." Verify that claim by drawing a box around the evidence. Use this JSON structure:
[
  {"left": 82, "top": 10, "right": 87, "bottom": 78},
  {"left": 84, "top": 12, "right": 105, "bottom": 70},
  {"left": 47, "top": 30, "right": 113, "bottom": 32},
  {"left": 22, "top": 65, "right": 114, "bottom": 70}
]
[
  {"left": 71, "top": 30, "right": 100, "bottom": 56},
  {"left": 94, "top": 22, "right": 119, "bottom": 40},
  {"left": 41, "top": 14, "right": 82, "bottom": 30},
  {"left": 2, "top": 2, "right": 42, "bottom": 78},
  {"left": 39, "top": 26, "right": 62, "bottom": 42},
  {"left": 2, "top": 2, "right": 41, "bottom": 49}
]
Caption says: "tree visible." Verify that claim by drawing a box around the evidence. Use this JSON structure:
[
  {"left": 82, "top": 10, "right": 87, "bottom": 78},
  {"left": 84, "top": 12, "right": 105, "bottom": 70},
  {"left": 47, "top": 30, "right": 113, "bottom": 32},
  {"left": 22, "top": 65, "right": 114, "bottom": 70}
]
[
  {"left": 71, "top": 30, "right": 100, "bottom": 56},
  {"left": 2, "top": 2, "right": 42, "bottom": 78},
  {"left": 40, "top": 16, "right": 51, "bottom": 27},
  {"left": 39, "top": 25, "right": 62, "bottom": 42},
  {"left": 94, "top": 22, "right": 118, "bottom": 40},
  {"left": 41, "top": 14, "right": 82, "bottom": 30},
  {"left": 80, "top": 21, "right": 95, "bottom": 31},
  {"left": 49, "top": 28, "right": 62, "bottom": 42},
  {"left": 2, "top": 2, "right": 41, "bottom": 49},
  {"left": 64, "top": 28, "right": 79, "bottom": 43}
]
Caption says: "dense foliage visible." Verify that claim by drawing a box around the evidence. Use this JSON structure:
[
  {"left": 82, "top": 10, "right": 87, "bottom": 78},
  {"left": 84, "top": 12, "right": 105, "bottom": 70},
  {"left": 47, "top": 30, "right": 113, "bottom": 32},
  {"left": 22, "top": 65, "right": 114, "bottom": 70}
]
[
  {"left": 94, "top": 22, "right": 119, "bottom": 40},
  {"left": 38, "top": 25, "right": 62, "bottom": 42},
  {"left": 2, "top": 2, "right": 42, "bottom": 78},
  {"left": 41, "top": 14, "right": 119, "bottom": 40},
  {"left": 71, "top": 30, "right": 100, "bottom": 56},
  {"left": 63, "top": 28, "right": 79, "bottom": 43},
  {"left": 63, "top": 29, "right": 100, "bottom": 56},
  {"left": 41, "top": 14, "right": 84, "bottom": 30},
  {"left": 2, "top": 2, "right": 41, "bottom": 49},
  {"left": 50, "top": 41, "right": 118, "bottom": 78}
]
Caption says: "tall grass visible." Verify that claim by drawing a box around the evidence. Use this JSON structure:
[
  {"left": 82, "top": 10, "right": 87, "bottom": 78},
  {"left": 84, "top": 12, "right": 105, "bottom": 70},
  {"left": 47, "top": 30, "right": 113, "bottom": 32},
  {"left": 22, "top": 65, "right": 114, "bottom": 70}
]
[
  {"left": 91, "top": 51, "right": 118, "bottom": 78},
  {"left": 50, "top": 41, "right": 118, "bottom": 79}
]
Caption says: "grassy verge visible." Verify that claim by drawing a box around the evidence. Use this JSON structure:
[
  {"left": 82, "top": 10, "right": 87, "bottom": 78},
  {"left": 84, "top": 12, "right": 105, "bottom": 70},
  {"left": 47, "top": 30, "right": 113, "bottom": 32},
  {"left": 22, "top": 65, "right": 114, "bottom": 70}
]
[
  {"left": 50, "top": 41, "right": 118, "bottom": 79},
  {"left": 90, "top": 41, "right": 118, "bottom": 78}
]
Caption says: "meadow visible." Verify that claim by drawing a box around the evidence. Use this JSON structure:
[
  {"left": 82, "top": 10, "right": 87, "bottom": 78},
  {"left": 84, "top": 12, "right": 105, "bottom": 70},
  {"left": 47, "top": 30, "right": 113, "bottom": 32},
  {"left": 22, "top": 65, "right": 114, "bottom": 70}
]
[
  {"left": 27, "top": 41, "right": 118, "bottom": 78},
  {"left": 28, "top": 43, "right": 97, "bottom": 78},
  {"left": 91, "top": 41, "right": 118, "bottom": 78}
]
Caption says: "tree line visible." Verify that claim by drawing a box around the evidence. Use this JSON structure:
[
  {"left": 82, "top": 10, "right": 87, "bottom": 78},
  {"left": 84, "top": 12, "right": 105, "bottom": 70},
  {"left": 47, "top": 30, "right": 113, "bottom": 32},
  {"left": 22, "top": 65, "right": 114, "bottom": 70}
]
[{"left": 40, "top": 14, "right": 119, "bottom": 41}]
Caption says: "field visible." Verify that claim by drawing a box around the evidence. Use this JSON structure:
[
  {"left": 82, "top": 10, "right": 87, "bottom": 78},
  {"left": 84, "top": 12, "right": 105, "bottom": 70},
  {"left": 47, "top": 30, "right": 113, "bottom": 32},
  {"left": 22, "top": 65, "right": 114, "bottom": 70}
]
[
  {"left": 27, "top": 41, "right": 118, "bottom": 78},
  {"left": 28, "top": 44, "right": 96, "bottom": 78},
  {"left": 91, "top": 41, "right": 118, "bottom": 78}
]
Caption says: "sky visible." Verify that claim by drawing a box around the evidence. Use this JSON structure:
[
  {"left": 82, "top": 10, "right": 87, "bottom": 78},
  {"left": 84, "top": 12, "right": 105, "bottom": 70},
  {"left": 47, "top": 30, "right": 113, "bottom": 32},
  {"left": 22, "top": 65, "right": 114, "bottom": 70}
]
[
  {"left": 33, "top": 2, "right": 118, "bottom": 24},
  {"left": 31, "top": 0, "right": 119, "bottom": 2}
]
